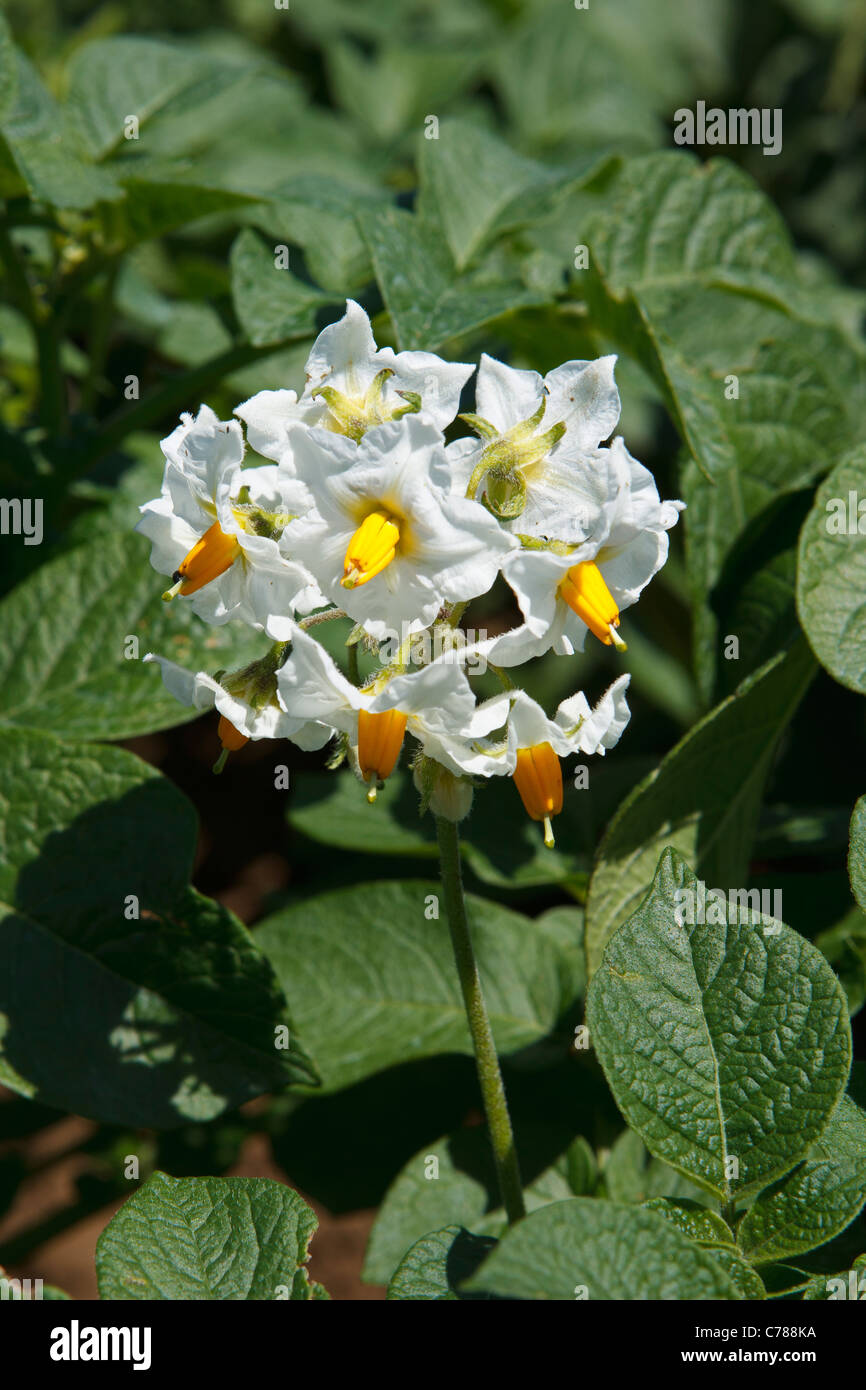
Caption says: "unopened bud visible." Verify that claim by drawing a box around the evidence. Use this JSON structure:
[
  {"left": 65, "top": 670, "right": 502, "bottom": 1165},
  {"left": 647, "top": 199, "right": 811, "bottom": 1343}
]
[{"left": 413, "top": 758, "right": 473, "bottom": 822}]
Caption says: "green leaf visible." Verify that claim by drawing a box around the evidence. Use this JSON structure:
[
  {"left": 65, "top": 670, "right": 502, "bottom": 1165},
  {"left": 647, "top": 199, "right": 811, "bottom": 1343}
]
[
  {"left": 461, "top": 1198, "right": 743, "bottom": 1300},
  {"left": 586, "top": 153, "right": 797, "bottom": 293},
  {"left": 0, "top": 727, "right": 315, "bottom": 1125},
  {"left": 289, "top": 769, "right": 437, "bottom": 861},
  {"left": 287, "top": 768, "right": 590, "bottom": 893},
  {"left": 327, "top": 43, "right": 479, "bottom": 146},
  {"left": 801, "top": 1253, "right": 866, "bottom": 1301},
  {"left": 0, "top": 530, "right": 264, "bottom": 740},
  {"left": 0, "top": 51, "right": 121, "bottom": 208},
  {"left": 642, "top": 1197, "right": 734, "bottom": 1247},
  {"left": 254, "top": 880, "right": 565, "bottom": 1093},
  {"left": 66, "top": 38, "right": 213, "bottom": 160},
  {"left": 417, "top": 118, "right": 565, "bottom": 271},
  {"left": 0, "top": 10, "right": 18, "bottom": 123},
  {"left": 358, "top": 204, "right": 547, "bottom": 351},
  {"left": 738, "top": 1094, "right": 866, "bottom": 1264},
  {"left": 585, "top": 641, "right": 816, "bottom": 976},
  {"left": 706, "top": 1247, "right": 767, "bottom": 1299},
  {"left": 106, "top": 176, "right": 258, "bottom": 248},
  {"left": 96, "top": 1172, "right": 321, "bottom": 1299},
  {"left": 586, "top": 850, "right": 852, "bottom": 1201},
  {"left": 230, "top": 229, "right": 335, "bottom": 347},
  {"left": 709, "top": 489, "right": 812, "bottom": 699},
  {"left": 254, "top": 175, "right": 382, "bottom": 293},
  {"left": 815, "top": 906, "right": 866, "bottom": 1017},
  {"left": 601, "top": 1129, "right": 711, "bottom": 1206},
  {"left": 797, "top": 445, "right": 866, "bottom": 694},
  {"left": 363, "top": 1126, "right": 576, "bottom": 1285},
  {"left": 492, "top": 3, "right": 666, "bottom": 155},
  {"left": 534, "top": 905, "right": 586, "bottom": 1007},
  {"left": 386, "top": 1225, "right": 497, "bottom": 1301}
]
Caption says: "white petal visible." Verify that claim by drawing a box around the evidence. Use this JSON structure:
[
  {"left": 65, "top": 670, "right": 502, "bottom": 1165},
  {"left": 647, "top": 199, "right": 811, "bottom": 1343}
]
[
  {"left": 542, "top": 356, "right": 620, "bottom": 449},
  {"left": 556, "top": 674, "right": 631, "bottom": 754},
  {"left": 161, "top": 405, "right": 245, "bottom": 513},
  {"left": 275, "top": 622, "right": 360, "bottom": 726},
  {"left": 475, "top": 353, "right": 544, "bottom": 432},
  {"left": 235, "top": 388, "right": 323, "bottom": 462},
  {"left": 514, "top": 447, "right": 615, "bottom": 545},
  {"left": 136, "top": 498, "right": 199, "bottom": 577},
  {"left": 303, "top": 299, "right": 378, "bottom": 397},
  {"left": 375, "top": 346, "right": 474, "bottom": 431},
  {"left": 144, "top": 653, "right": 216, "bottom": 712}
]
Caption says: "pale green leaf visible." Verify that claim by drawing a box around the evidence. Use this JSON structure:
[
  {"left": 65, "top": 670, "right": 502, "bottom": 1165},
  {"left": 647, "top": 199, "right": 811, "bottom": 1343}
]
[
  {"left": 642, "top": 1197, "right": 735, "bottom": 1247},
  {"left": 417, "top": 118, "right": 565, "bottom": 271},
  {"left": 358, "top": 204, "right": 547, "bottom": 351},
  {"left": 230, "top": 228, "right": 335, "bottom": 347}
]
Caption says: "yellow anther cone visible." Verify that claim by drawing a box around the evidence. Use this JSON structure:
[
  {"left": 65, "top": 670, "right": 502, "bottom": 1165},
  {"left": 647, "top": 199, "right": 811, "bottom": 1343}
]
[
  {"left": 558, "top": 561, "right": 625, "bottom": 649},
  {"left": 342, "top": 511, "right": 400, "bottom": 588},
  {"left": 164, "top": 521, "right": 240, "bottom": 600},
  {"left": 358, "top": 708, "right": 408, "bottom": 787},
  {"left": 512, "top": 742, "right": 563, "bottom": 847}
]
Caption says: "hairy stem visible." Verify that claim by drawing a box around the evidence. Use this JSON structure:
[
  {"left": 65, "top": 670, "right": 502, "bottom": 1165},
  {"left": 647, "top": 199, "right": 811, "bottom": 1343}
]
[
  {"left": 347, "top": 639, "right": 360, "bottom": 686},
  {"left": 299, "top": 608, "right": 347, "bottom": 630},
  {"left": 435, "top": 815, "right": 526, "bottom": 1225}
]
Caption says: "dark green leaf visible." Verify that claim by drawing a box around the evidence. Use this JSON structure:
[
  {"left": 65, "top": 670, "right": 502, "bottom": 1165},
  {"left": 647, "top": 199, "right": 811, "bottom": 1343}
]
[
  {"left": 0, "top": 728, "right": 315, "bottom": 1125},
  {"left": 96, "top": 1172, "right": 321, "bottom": 1299},
  {"left": 586, "top": 850, "right": 851, "bottom": 1200}
]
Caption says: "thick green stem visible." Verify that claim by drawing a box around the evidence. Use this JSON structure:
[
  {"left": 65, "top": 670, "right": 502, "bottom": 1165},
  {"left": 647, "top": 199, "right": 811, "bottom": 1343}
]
[{"left": 435, "top": 815, "right": 526, "bottom": 1224}]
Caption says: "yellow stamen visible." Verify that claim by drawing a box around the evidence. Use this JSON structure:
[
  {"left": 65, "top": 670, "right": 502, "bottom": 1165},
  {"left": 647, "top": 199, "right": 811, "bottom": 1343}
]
[
  {"left": 342, "top": 511, "right": 400, "bottom": 589},
  {"left": 513, "top": 742, "right": 563, "bottom": 845},
  {"left": 557, "top": 561, "right": 625, "bottom": 649},
  {"left": 164, "top": 521, "right": 240, "bottom": 600},
  {"left": 357, "top": 708, "right": 408, "bottom": 786}
]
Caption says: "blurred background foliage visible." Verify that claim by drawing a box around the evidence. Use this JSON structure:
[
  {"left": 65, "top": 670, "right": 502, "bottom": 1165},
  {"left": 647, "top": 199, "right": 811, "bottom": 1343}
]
[{"left": 1, "top": 0, "right": 865, "bottom": 1297}]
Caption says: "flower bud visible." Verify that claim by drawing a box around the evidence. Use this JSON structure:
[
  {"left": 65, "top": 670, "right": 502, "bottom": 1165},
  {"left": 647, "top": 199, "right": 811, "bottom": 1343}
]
[{"left": 413, "top": 757, "right": 474, "bottom": 822}]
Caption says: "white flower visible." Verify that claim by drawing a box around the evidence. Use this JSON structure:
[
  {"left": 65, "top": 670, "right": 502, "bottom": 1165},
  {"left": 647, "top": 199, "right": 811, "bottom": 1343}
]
[
  {"left": 275, "top": 622, "right": 480, "bottom": 795},
  {"left": 442, "top": 675, "right": 632, "bottom": 777},
  {"left": 136, "top": 405, "right": 324, "bottom": 633},
  {"left": 439, "top": 675, "right": 631, "bottom": 846},
  {"left": 144, "top": 650, "right": 335, "bottom": 769},
  {"left": 445, "top": 351, "right": 621, "bottom": 539},
  {"left": 236, "top": 299, "right": 473, "bottom": 458},
  {"left": 279, "top": 415, "right": 515, "bottom": 641},
  {"left": 453, "top": 437, "right": 683, "bottom": 664}
]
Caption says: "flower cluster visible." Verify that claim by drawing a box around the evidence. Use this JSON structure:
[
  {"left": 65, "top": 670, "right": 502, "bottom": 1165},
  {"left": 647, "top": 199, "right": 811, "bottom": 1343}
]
[{"left": 138, "top": 301, "right": 683, "bottom": 843}]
